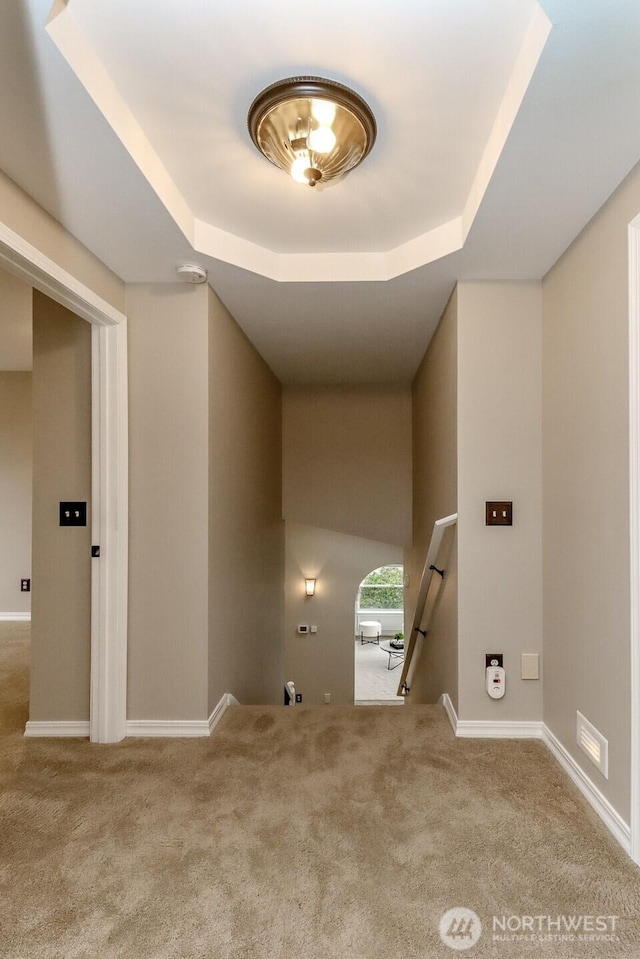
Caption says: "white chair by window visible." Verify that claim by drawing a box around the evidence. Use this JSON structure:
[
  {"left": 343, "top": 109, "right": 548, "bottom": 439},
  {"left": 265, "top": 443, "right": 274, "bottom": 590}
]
[{"left": 359, "top": 620, "right": 382, "bottom": 646}]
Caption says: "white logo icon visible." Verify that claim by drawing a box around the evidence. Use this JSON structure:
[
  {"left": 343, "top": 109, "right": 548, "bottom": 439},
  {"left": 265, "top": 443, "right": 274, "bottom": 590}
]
[{"left": 439, "top": 907, "right": 482, "bottom": 950}]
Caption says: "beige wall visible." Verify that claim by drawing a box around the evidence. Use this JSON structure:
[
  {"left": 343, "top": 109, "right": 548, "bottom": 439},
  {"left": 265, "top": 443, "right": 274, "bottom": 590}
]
[
  {"left": 284, "top": 523, "right": 402, "bottom": 705},
  {"left": 208, "top": 287, "right": 284, "bottom": 709},
  {"left": 127, "top": 284, "right": 209, "bottom": 721},
  {"left": 409, "top": 291, "right": 458, "bottom": 705},
  {"left": 457, "top": 281, "right": 543, "bottom": 722},
  {"left": 282, "top": 385, "right": 410, "bottom": 703},
  {"left": 0, "top": 373, "right": 32, "bottom": 614},
  {"left": 283, "top": 385, "right": 412, "bottom": 547},
  {"left": 0, "top": 266, "right": 32, "bottom": 371},
  {"left": 30, "top": 293, "right": 91, "bottom": 721},
  {"left": 0, "top": 170, "right": 124, "bottom": 312},
  {"left": 542, "top": 163, "right": 640, "bottom": 819}
]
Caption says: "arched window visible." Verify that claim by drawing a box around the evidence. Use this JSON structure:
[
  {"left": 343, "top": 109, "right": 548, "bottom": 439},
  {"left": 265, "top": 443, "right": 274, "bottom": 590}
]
[{"left": 357, "top": 565, "right": 403, "bottom": 611}]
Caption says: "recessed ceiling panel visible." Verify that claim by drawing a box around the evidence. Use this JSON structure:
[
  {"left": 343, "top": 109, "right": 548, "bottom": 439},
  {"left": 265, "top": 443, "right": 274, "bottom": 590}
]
[{"left": 66, "top": 0, "right": 541, "bottom": 258}]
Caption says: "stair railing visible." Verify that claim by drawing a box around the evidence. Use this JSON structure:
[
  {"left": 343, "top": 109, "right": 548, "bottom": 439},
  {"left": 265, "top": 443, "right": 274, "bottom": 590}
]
[{"left": 397, "top": 512, "right": 457, "bottom": 697}]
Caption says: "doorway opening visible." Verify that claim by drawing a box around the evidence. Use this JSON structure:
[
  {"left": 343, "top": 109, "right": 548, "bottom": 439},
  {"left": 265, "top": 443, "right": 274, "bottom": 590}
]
[
  {"left": 0, "top": 266, "right": 32, "bottom": 738},
  {"left": 354, "top": 564, "right": 404, "bottom": 705},
  {"left": 0, "top": 220, "right": 128, "bottom": 743}
]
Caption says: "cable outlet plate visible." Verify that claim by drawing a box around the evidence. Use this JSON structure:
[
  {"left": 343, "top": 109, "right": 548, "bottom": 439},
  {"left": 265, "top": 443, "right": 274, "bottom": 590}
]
[{"left": 486, "top": 653, "right": 503, "bottom": 669}]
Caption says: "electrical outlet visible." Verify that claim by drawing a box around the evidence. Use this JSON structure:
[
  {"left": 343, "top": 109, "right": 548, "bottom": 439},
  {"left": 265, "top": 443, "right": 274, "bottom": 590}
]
[
  {"left": 485, "top": 653, "right": 503, "bottom": 669},
  {"left": 295, "top": 693, "right": 302, "bottom": 703},
  {"left": 20, "top": 578, "right": 30, "bottom": 592}
]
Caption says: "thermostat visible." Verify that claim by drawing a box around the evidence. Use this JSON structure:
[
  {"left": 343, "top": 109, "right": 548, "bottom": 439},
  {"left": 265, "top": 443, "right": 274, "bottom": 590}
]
[{"left": 297, "top": 624, "right": 309, "bottom": 634}]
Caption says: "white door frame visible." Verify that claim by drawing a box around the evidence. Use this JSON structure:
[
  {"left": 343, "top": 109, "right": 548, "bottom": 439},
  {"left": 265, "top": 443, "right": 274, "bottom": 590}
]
[
  {"left": 629, "top": 214, "right": 640, "bottom": 864},
  {"left": 0, "top": 221, "right": 128, "bottom": 743}
]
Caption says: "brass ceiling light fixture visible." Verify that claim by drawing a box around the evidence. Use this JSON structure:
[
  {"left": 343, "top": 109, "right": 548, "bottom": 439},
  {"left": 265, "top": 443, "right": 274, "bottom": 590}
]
[{"left": 247, "top": 76, "right": 377, "bottom": 188}]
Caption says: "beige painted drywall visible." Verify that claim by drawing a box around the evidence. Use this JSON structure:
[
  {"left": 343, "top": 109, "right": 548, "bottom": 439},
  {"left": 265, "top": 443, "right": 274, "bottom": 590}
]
[
  {"left": 208, "top": 286, "right": 284, "bottom": 709},
  {"left": 127, "top": 284, "right": 209, "bottom": 721},
  {"left": 0, "top": 169, "right": 124, "bottom": 312},
  {"left": 284, "top": 522, "right": 403, "bottom": 705},
  {"left": 30, "top": 292, "right": 91, "bottom": 721},
  {"left": 408, "top": 290, "right": 458, "bottom": 705},
  {"left": 0, "top": 266, "right": 32, "bottom": 370},
  {"left": 0, "top": 373, "right": 32, "bottom": 614},
  {"left": 542, "top": 162, "right": 640, "bottom": 820},
  {"left": 283, "top": 385, "right": 412, "bottom": 547},
  {"left": 457, "top": 281, "right": 543, "bottom": 722}
]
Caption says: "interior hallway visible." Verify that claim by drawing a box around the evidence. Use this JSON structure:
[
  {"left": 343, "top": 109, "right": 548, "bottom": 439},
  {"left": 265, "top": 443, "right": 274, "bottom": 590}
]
[{"left": 2, "top": 628, "right": 639, "bottom": 958}]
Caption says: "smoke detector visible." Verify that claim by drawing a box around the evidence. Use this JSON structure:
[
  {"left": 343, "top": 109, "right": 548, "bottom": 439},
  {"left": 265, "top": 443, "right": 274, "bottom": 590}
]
[{"left": 176, "top": 263, "right": 207, "bottom": 284}]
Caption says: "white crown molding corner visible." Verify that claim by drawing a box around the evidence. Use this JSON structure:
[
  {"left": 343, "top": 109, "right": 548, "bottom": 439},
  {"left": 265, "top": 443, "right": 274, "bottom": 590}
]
[
  {"left": 0, "top": 612, "right": 31, "bottom": 622},
  {"left": 543, "top": 724, "right": 631, "bottom": 856},
  {"left": 24, "top": 721, "right": 90, "bottom": 738}
]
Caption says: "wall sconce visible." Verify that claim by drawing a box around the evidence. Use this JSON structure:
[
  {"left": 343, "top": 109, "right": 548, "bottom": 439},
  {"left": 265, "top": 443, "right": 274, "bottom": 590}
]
[{"left": 305, "top": 578, "right": 316, "bottom": 597}]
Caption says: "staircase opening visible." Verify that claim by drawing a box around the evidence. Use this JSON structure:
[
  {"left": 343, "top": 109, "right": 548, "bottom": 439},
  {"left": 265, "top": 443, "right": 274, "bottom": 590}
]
[{"left": 354, "top": 564, "right": 404, "bottom": 705}]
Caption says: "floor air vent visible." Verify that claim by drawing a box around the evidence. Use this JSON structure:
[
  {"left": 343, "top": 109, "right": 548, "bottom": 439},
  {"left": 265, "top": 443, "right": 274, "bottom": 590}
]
[{"left": 576, "top": 711, "right": 608, "bottom": 778}]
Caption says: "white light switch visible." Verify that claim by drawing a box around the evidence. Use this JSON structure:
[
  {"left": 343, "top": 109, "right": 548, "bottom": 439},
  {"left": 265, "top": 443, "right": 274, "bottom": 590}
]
[{"left": 521, "top": 653, "right": 539, "bottom": 680}]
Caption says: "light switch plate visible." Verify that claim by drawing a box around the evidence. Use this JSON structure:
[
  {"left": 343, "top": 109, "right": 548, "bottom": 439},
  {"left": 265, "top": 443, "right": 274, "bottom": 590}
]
[
  {"left": 486, "top": 501, "right": 513, "bottom": 526},
  {"left": 59, "top": 501, "right": 87, "bottom": 527}
]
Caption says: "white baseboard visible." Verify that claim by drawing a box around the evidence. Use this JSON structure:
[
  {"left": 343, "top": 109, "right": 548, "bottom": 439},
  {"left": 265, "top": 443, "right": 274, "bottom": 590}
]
[
  {"left": 126, "top": 719, "right": 210, "bottom": 737},
  {"left": 22, "top": 694, "right": 242, "bottom": 741},
  {"left": 542, "top": 724, "right": 631, "bottom": 855},
  {"left": 208, "top": 692, "right": 240, "bottom": 734},
  {"left": 438, "top": 693, "right": 631, "bottom": 856},
  {"left": 439, "top": 695, "right": 542, "bottom": 738},
  {"left": 24, "top": 720, "right": 89, "bottom": 737},
  {"left": 126, "top": 693, "right": 241, "bottom": 739},
  {"left": 456, "top": 718, "right": 545, "bottom": 738},
  {"left": 0, "top": 612, "right": 31, "bottom": 622},
  {"left": 440, "top": 693, "right": 458, "bottom": 732}
]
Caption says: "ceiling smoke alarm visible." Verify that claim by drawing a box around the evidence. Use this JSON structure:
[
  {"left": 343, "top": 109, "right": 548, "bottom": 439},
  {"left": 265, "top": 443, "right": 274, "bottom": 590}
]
[{"left": 176, "top": 263, "right": 207, "bottom": 284}]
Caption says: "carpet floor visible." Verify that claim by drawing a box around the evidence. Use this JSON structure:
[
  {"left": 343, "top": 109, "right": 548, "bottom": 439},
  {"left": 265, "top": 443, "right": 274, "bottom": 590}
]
[{"left": 2, "top": 625, "right": 640, "bottom": 958}]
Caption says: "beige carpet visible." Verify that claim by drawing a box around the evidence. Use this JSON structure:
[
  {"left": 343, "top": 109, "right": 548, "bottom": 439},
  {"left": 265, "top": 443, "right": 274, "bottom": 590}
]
[{"left": 2, "top": 627, "right": 640, "bottom": 958}]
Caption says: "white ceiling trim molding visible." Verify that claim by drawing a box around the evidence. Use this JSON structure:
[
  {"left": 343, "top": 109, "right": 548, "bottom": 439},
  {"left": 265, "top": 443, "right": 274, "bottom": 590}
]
[
  {"left": 462, "top": 4, "right": 552, "bottom": 237},
  {"left": 46, "top": 0, "right": 194, "bottom": 244},
  {"left": 47, "top": 1, "right": 549, "bottom": 284}
]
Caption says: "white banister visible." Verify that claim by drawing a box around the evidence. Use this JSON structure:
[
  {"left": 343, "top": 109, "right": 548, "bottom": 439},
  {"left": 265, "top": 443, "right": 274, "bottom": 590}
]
[{"left": 397, "top": 512, "right": 457, "bottom": 697}]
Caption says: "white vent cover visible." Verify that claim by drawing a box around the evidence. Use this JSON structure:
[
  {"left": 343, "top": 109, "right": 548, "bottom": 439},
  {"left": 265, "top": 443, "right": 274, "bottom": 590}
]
[{"left": 576, "top": 711, "right": 608, "bottom": 778}]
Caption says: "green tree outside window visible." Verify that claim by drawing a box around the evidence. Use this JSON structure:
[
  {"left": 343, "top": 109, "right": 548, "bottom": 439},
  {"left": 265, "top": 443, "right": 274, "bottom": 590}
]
[{"left": 358, "top": 565, "right": 403, "bottom": 610}]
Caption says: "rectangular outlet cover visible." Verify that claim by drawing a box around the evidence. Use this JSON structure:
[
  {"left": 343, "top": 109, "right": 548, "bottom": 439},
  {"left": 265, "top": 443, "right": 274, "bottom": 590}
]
[
  {"left": 521, "top": 653, "right": 539, "bottom": 680},
  {"left": 486, "top": 501, "right": 513, "bottom": 526},
  {"left": 20, "top": 578, "right": 30, "bottom": 592}
]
